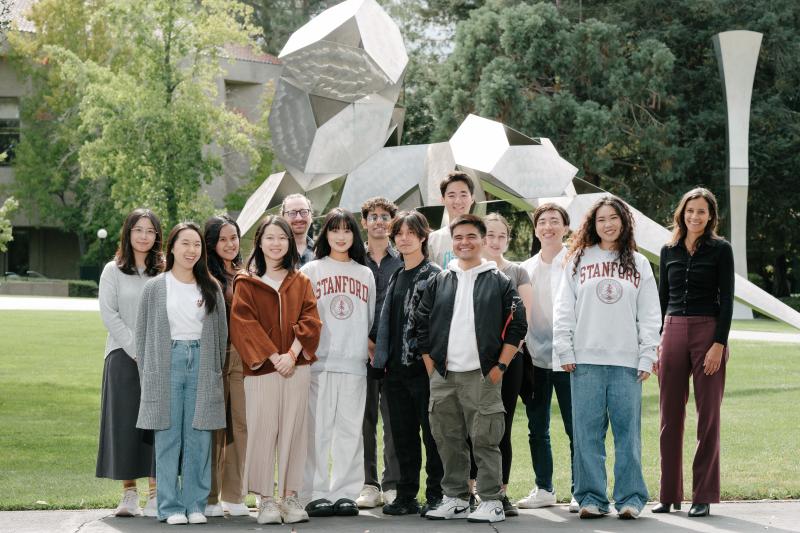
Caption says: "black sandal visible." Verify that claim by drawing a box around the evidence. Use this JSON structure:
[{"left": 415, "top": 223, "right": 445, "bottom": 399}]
[
  {"left": 305, "top": 498, "right": 335, "bottom": 517},
  {"left": 333, "top": 498, "right": 359, "bottom": 516}
]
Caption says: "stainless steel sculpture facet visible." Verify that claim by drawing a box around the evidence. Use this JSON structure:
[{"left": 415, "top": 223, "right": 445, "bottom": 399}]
[
  {"left": 239, "top": 2, "right": 800, "bottom": 330},
  {"left": 713, "top": 30, "right": 762, "bottom": 319},
  {"left": 450, "top": 114, "right": 578, "bottom": 199}
]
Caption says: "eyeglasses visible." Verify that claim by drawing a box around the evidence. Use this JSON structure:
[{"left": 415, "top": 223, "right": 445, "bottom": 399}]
[
  {"left": 131, "top": 227, "right": 157, "bottom": 237},
  {"left": 283, "top": 209, "right": 311, "bottom": 219},
  {"left": 367, "top": 214, "right": 392, "bottom": 223}
]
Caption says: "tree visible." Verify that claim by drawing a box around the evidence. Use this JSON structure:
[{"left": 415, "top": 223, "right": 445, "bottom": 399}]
[
  {"left": 10, "top": 0, "right": 263, "bottom": 262},
  {"left": 236, "top": 0, "right": 336, "bottom": 55}
]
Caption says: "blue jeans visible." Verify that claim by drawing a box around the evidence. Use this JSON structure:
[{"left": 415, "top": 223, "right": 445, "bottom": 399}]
[
  {"left": 571, "top": 364, "right": 648, "bottom": 513},
  {"left": 155, "top": 340, "right": 212, "bottom": 520},
  {"left": 525, "top": 366, "right": 574, "bottom": 493}
]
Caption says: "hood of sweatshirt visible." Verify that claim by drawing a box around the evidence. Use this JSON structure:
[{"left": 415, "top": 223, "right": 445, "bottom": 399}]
[
  {"left": 233, "top": 269, "right": 303, "bottom": 294},
  {"left": 448, "top": 258, "right": 497, "bottom": 277}
]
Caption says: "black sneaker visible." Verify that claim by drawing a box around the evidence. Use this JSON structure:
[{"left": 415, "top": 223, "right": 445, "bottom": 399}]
[
  {"left": 502, "top": 495, "right": 518, "bottom": 517},
  {"left": 305, "top": 498, "right": 334, "bottom": 517},
  {"left": 420, "top": 497, "right": 442, "bottom": 518},
  {"left": 333, "top": 498, "right": 359, "bottom": 516},
  {"left": 383, "top": 497, "right": 420, "bottom": 516}
]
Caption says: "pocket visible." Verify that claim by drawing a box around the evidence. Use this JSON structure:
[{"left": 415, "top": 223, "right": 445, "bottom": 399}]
[{"left": 475, "top": 404, "right": 505, "bottom": 447}]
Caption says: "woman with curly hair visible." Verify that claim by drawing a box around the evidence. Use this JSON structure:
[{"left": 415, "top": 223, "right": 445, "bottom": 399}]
[{"left": 553, "top": 196, "right": 661, "bottom": 520}]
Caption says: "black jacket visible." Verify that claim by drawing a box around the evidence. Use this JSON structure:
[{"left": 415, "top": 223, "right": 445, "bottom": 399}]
[{"left": 415, "top": 265, "right": 527, "bottom": 377}]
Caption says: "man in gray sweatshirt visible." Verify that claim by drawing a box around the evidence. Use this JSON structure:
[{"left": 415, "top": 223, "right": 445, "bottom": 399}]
[{"left": 416, "top": 214, "right": 527, "bottom": 524}]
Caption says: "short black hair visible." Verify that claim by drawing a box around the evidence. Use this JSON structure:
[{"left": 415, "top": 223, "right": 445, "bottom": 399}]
[
  {"left": 314, "top": 208, "right": 367, "bottom": 265},
  {"left": 439, "top": 171, "right": 475, "bottom": 197},
  {"left": 449, "top": 214, "right": 486, "bottom": 238},
  {"left": 532, "top": 202, "right": 570, "bottom": 227},
  {"left": 390, "top": 211, "right": 431, "bottom": 258}
]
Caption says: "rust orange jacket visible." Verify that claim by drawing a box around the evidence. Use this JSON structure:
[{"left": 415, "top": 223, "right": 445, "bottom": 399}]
[{"left": 230, "top": 270, "right": 322, "bottom": 377}]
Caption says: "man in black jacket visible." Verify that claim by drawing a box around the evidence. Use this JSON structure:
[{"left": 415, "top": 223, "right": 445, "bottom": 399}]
[{"left": 416, "top": 214, "right": 527, "bottom": 524}]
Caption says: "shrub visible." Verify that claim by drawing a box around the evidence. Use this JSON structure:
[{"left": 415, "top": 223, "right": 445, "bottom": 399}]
[{"left": 68, "top": 280, "right": 99, "bottom": 298}]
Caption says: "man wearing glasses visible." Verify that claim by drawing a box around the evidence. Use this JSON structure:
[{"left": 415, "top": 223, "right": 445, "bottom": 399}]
[
  {"left": 356, "top": 197, "right": 403, "bottom": 509},
  {"left": 281, "top": 194, "right": 315, "bottom": 266}
]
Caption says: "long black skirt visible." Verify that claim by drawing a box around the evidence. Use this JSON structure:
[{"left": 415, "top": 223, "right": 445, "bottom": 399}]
[{"left": 95, "top": 348, "right": 155, "bottom": 480}]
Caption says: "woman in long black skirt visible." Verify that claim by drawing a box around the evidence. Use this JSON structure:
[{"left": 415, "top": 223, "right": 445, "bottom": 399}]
[{"left": 96, "top": 208, "right": 163, "bottom": 517}]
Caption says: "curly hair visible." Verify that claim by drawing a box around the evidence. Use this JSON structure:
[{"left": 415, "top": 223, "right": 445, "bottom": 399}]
[{"left": 566, "top": 196, "right": 638, "bottom": 277}]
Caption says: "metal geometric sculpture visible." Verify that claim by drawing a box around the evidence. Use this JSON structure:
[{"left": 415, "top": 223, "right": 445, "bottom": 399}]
[
  {"left": 713, "top": 30, "right": 762, "bottom": 319},
  {"left": 237, "top": 1, "right": 800, "bottom": 330}
]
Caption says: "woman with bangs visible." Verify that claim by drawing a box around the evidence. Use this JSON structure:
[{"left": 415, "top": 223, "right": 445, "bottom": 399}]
[
  {"left": 553, "top": 196, "right": 661, "bottom": 521},
  {"left": 96, "top": 208, "right": 163, "bottom": 518},
  {"left": 300, "top": 208, "right": 376, "bottom": 518},
  {"left": 135, "top": 222, "right": 227, "bottom": 525},
  {"left": 229, "top": 216, "right": 322, "bottom": 525}
]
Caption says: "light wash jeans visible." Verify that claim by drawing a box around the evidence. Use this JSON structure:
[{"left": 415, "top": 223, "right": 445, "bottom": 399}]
[
  {"left": 155, "top": 340, "right": 212, "bottom": 520},
  {"left": 570, "top": 364, "right": 648, "bottom": 513}
]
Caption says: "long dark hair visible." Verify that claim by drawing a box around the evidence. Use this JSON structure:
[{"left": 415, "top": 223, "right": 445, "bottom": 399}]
[
  {"left": 668, "top": 187, "right": 721, "bottom": 248},
  {"left": 246, "top": 216, "right": 300, "bottom": 276},
  {"left": 566, "top": 196, "right": 638, "bottom": 277},
  {"left": 115, "top": 208, "right": 164, "bottom": 276},
  {"left": 204, "top": 215, "right": 242, "bottom": 293},
  {"left": 165, "top": 222, "right": 220, "bottom": 314},
  {"left": 314, "top": 208, "right": 366, "bottom": 265}
]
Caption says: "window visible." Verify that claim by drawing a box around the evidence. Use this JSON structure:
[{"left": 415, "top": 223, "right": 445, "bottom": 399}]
[{"left": 0, "top": 98, "right": 20, "bottom": 166}]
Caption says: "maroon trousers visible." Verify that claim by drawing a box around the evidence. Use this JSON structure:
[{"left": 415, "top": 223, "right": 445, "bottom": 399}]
[{"left": 658, "top": 316, "right": 728, "bottom": 504}]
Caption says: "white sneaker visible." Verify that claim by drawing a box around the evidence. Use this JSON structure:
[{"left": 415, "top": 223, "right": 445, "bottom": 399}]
[
  {"left": 222, "top": 501, "right": 250, "bottom": 516},
  {"left": 257, "top": 498, "right": 282, "bottom": 524},
  {"left": 166, "top": 513, "right": 188, "bottom": 525},
  {"left": 618, "top": 505, "right": 640, "bottom": 519},
  {"left": 426, "top": 496, "right": 470, "bottom": 520},
  {"left": 143, "top": 495, "right": 157, "bottom": 517},
  {"left": 280, "top": 495, "right": 309, "bottom": 524},
  {"left": 569, "top": 496, "right": 579, "bottom": 513},
  {"left": 383, "top": 489, "right": 397, "bottom": 505},
  {"left": 579, "top": 504, "right": 607, "bottom": 519},
  {"left": 204, "top": 503, "right": 223, "bottom": 517},
  {"left": 114, "top": 489, "right": 141, "bottom": 517},
  {"left": 517, "top": 487, "right": 556, "bottom": 509},
  {"left": 467, "top": 500, "right": 505, "bottom": 523},
  {"left": 188, "top": 512, "right": 207, "bottom": 524},
  {"left": 356, "top": 485, "right": 383, "bottom": 508}
]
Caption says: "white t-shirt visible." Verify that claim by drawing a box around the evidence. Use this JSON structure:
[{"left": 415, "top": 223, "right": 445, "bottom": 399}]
[
  {"left": 166, "top": 271, "right": 205, "bottom": 340},
  {"left": 528, "top": 259, "right": 555, "bottom": 369}
]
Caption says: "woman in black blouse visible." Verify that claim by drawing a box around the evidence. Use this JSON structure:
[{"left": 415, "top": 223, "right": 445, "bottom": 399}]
[{"left": 652, "top": 188, "right": 734, "bottom": 518}]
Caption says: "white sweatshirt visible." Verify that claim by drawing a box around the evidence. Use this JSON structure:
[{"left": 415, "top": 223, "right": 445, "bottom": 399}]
[
  {"left": 521, "top": 246, "right": 567, "bottom": 370},
  {"left": 301, "top": 256, "right": 376, "bottom": 375},
  {"left": 428, "top": 227, "right": 455, "bottom": 269},
  {"left": 553, "top": 245, "right": 661, "bottom": 373},
  {"left": 446, "top": 259, "right": 498, "bottom": 372}
]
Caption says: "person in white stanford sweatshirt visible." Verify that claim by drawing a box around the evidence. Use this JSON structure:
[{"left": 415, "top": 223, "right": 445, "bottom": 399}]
[
  {"left": 553, "top": 196, "right": 661, "bottom": 521},
  {"left": 300, "top": 208, "right": 376, "bottom": 518}
]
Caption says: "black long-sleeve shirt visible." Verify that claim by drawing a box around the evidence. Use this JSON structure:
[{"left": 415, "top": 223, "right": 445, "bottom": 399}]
[{"left": 658, "top": 238, "right": 735, "bottom": 345}]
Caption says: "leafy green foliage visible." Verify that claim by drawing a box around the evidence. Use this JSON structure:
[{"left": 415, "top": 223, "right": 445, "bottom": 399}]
[
  {"left": 0, "top": 196, "right": 18, "bottom": 252},
  {"left": 237, "top": 0, "right": 336, "bottom": 55}
]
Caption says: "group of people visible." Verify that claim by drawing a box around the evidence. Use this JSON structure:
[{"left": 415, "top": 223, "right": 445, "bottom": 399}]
[{"left": 95, "top": 171, "right": 734, "bottom": 526}]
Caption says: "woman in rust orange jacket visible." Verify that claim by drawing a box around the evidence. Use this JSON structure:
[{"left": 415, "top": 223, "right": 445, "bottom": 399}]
[{"left": 229, "top": 215, "right": 322, "bottom": 525}]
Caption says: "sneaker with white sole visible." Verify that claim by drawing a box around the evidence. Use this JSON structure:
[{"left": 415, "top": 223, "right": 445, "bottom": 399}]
[
  {"left": 204, "top": 502, "right": 223, "bottom": 517},
  {"left": 517, "top": 487, "right": 556, "bottom": 509},
  {"left": 114, "top": 489, "right": 141, "bottom": 517},
  {"left": 426, "top": 496, "right": 470, "bottom": 520},
  {"left": 280, "top": 495, "right": 309, "bottom": 524},
  {"left": 143, "top": 495, "right": 158, "bottom": 517},
  {"left": 467, "top": 500, "right": 505, "bottom": 523},
  {"left": 618, "top": 505, "right": 640, "bottom": 519},
  {"left": 166, "top": 513, "right": 188, "bottom": 525},
  {"left": 222, "top": 501, "right": 250, "bottom": 516},
  {"left": 188, "top": 512, "right": 207, "bottom": 524},
  {"left": 383, "top": 489, "right": 397, "bottom": 505},
  {"left": 257, "top": 498, "right": 282, "bottom": 524},
  {"left": 579, "top": 504, "right": 607, "bottom": 519},
  {"left": 356, "top": 485, "right": 383, "bottom": 508},
  {"left": 569, "top": 496, "right": 579, "bottom": 513}
]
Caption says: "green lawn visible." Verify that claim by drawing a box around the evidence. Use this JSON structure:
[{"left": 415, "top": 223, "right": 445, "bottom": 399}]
[
  {"left": 731, "top": 318, "right": 800, "bottom": 334},
  {"left": 1, "top": 310, "right": 798, "bottom": 510}
]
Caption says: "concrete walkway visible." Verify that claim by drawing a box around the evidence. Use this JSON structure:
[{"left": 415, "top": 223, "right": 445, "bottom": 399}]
[{"left": 2, "top": 502, "right": 799, "bottom": 533}]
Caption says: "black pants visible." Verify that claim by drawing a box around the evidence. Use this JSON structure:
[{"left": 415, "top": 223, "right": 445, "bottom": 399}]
[
  {"left": 469, "top": 354, "right": 524, "bottom": 484},
  {"left": 363, "top": 374, "right": 400, "bottom": 490},
  {"left": 385, "top": 368, "right": 444, "bottom": 502}
]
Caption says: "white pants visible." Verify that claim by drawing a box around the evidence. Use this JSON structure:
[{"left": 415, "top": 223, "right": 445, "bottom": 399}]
[{"left": 302, "top": 371, "right": 367, "bottom": 504}]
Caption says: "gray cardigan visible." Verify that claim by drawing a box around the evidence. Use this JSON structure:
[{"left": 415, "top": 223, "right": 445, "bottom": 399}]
[
  {"left": 99, "top": 260, "right": 151, "bottom": 359},
  {"left": 135, "top": 274, "right": 228, "bottom": 431}
]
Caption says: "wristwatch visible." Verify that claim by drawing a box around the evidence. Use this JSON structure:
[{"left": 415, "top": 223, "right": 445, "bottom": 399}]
[{"left": 497, "top": 362, "right": 508, "bottom": 373}]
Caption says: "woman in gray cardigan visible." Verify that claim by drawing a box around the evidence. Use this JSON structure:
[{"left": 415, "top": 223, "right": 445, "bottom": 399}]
[
  {"left": 96, "top": 208, "right": 163, "bottom": 518},
  {"left": 136, "top": 222, "right": 227, "bottom": 525}
]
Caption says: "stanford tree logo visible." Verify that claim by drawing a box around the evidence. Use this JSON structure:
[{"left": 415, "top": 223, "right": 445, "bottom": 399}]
[
  {"left": 596, "top": 279, "right": 623, "bottom": 304},
  {"left": 330, "top": 295, "right": 354, "bottom": 319}
]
